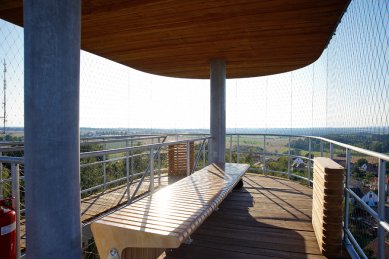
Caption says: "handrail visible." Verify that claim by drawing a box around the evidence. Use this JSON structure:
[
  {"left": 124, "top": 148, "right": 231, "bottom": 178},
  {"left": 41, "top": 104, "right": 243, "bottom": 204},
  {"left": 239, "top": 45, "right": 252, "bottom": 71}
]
[
  {"left": 1, "top": 132, "right": 388, "bottom": 259},
  {"left": 0, "top": 135, "right": 168, "bottom": 153},
  {"left": 0, "top": 156, "right": 24, "bottom": 163},
  {"left": 80, "top": 137, "right": 211, "bottom": 159}
]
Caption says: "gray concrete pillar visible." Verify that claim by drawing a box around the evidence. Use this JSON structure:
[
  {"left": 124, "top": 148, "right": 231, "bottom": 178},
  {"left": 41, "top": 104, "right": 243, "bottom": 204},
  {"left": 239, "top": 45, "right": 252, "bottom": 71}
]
[
  {"left": 24, "top": 1, "right": 81, "bottom": 258},
  {"left": 210, "top": 60, "right": 226, "bottom": 169}
]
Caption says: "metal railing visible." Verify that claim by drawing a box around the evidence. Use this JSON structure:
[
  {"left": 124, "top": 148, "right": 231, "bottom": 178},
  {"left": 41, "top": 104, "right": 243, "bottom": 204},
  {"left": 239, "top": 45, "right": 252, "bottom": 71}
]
[
  {"left": 0, "top": 156, "right": 24, "bottom": 259},
  {"left": 79, "top": 136, "right": 210, "bottom": 198},
  {"left": 0, "top": 134, "right": 167, "bottom": 153},
  {"left": 2, "top": 132, "right": 388, "bottom": 258},
  {"left": 228, "top": 133, "right": 389, "bottom": 259},
  {"left": 0, "top": 135, "right": 210, "bottom": 259}
]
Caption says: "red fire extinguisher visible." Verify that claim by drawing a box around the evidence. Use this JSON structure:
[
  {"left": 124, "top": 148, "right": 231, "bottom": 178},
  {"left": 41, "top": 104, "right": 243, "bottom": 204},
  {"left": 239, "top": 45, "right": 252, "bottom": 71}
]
[{"left": 0, "top": 197, "right": 16, "bottom": 259}]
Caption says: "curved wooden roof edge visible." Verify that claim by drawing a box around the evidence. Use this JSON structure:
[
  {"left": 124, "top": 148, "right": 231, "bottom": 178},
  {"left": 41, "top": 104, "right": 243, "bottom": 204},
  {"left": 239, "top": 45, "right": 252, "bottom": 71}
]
[{"left": 0, "top": 0, "right": 350, "bottom": 79}]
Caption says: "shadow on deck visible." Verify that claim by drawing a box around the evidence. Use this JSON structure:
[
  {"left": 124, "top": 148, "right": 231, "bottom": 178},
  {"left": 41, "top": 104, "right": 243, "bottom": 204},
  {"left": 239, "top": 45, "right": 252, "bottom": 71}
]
[{"left": 163, "top": 173, "right": 325, "bottom": 259}]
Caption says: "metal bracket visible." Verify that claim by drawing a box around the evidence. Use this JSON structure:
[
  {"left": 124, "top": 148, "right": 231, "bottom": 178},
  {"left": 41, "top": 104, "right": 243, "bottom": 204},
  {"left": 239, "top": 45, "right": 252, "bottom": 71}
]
[
  {"left": 183, "top": 236, "right": 193, "bottom": 245},
  {"left": 108, "top": 248, "right": 120, "bottom": 259}
]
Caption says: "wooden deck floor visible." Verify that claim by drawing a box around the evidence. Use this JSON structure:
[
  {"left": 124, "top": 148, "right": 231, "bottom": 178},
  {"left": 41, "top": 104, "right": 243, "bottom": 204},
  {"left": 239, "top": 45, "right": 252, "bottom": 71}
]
[
  {"left": 22, "top": 173, "right": 325, "bottom": 258},
  {"left": 163, "top": 173, "right": 325, "bottom": 259}
]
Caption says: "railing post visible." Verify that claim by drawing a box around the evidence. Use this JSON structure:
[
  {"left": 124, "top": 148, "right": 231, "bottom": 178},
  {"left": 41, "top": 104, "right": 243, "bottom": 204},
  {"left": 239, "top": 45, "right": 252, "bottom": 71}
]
[
  {"left": 229, "top": 135, "right": 233, "bottom": 163},
  {"left": 103, "top": 154, "right": 107, "bottom": 190},
  {"left": 186, "top": 142, "right": 190, "bottom": 176},
  {"left": 126, "top": 151, "right": 130, "bottom": 204},
  {"left": 330, "top": 143, "right": 334, "bottom": 159},
  {"left": 287, "top": 136, "right": 291, "bottom": 179},
  {"left": 237, "top": 135, "right": 240, "bottom": 163},
  {"left": 0, "top": 151, "right": 2, "bottom": 199},
  {"left": 11, "top": 163, "right": 20, "bottom": 259},
  {"left": 149, "top": 146, "right": 154, "bottom": 193},
  {"left": 203, "top": 140, "right": 206, "bottom": 167},
  {"left": 263, "top": 135, "right": 267, "bottom": 174},
  {"left": 320, "top": 140, "right": 323, "bottom": 157},
  {"left": 378, "top": 159, "right": 386, "bottom": 259},
  {"left": 158, "top": 146, "right": 161, "bottom": 186},
  {"left": 344, "top": 148, "right": 351, "bottom": 244},
  {"left": 307, "top": 138, "right": 312, "bottom": 184}
]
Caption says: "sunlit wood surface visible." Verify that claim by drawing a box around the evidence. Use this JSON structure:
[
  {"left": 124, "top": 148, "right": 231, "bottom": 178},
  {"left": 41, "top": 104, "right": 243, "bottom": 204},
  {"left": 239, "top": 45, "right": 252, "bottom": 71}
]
[
  {"left": 20, "top": 171, "right": 324, "bottom": 258},
  {"left": 20, "top": 173, "right": 182, "bottom": 251},
  {"left": 163, "top": 173, "right": 325, "bottom": 259},
  {"left": 91, "top": 163, "right": 249, "bottom": 258}
]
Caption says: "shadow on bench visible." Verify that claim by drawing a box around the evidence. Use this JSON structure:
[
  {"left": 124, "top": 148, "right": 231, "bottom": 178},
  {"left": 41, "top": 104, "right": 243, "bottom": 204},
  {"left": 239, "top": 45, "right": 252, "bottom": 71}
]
[{"left": 91, "top": 163, "right": 249, "bottom": 259}]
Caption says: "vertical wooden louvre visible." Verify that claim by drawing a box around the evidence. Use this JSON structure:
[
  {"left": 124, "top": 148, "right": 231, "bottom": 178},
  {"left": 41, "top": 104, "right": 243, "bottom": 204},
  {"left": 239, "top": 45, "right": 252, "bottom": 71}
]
[
  {"left": 312, "top": 157, "right": 344, "bottom": 257},
  {"left": 168, "top": 142, "right": 194, "bottom": 176}
]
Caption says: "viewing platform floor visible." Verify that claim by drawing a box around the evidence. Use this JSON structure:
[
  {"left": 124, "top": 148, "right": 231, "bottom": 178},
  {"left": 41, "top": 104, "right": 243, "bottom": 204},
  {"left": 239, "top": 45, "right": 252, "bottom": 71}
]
[
  {"left": 22, "top": 173, "right": 325, "bottom": 258},
  {"left": 162, "top": 173, "right": 325, "bottom": 259}
]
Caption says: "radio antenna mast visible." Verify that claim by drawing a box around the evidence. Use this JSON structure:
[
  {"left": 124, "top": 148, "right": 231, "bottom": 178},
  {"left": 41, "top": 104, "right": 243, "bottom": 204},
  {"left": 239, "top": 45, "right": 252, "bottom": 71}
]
[{"left": 1, "top": 60, "right": 7, "bottom": 135}]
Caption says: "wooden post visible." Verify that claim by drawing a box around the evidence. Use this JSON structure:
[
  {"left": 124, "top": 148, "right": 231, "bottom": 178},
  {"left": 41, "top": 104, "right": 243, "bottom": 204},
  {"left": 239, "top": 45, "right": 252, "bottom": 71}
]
[
  {"left": 168, "top": 143, "right": 194, "bottom": 176},
  {"left": 312, "top": 157, "right": 343, "bottom": 257}
]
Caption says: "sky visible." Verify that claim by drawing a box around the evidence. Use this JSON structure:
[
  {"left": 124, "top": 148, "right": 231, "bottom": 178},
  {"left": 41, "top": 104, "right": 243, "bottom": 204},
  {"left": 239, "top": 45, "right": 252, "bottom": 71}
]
[{"left": 0, "top": 0, "right": 388, "bottom": 133}]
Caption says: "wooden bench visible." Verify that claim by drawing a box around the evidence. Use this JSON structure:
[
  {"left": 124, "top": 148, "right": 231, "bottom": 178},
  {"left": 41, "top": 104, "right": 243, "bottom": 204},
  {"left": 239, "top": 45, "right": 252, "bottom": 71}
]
[{"left": 91, "top": 163, "right": 249, "bottom": 259}]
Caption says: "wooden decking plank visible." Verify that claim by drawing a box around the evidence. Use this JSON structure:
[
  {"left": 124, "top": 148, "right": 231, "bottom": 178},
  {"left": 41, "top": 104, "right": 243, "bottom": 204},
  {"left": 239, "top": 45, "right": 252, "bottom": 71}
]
[
  {"left": 199, "top": 221, "right": 318, "bottom": 239},
  {"left": 81, "top": 169, "right": 326, "bottom": 259},
  {"left": 193, "top": 228, "right": 322, "bottom": 253},
  {"left": 216, "top": 207, "right": 312, "bottom": 221},
  {"left": 165, "top": 244, "right": 273, "bottom": 259},
  {"left": 162, "top": 173, "right": 324, "bottom": 259},
  {"left": 186, "top": 235, "right": 324, "bottom": 259}
]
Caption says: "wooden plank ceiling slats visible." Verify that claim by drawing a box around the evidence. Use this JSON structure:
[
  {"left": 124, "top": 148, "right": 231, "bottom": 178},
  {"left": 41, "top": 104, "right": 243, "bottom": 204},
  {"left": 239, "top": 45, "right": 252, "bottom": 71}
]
[{"left": 0, "top": 0, "right": 349, "bottom": 79}]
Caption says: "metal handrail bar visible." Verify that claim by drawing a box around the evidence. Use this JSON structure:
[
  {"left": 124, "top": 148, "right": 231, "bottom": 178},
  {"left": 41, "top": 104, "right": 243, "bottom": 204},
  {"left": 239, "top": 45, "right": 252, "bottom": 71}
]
[
  {"left": 0, "top": 146, "right": 24, "bottom": 152},
  {"left": 0, "top": 156, "right": 24, "bottom": 163},
  {"left": 80, "top": 137, "right": 211, "bottom": 159},
  {"left": 259, "top": 168, "right": 313, "bottom": 183},
  {"left": 345, "top": 188, "right": 389, "bottom": 232},
  {"left": 228, "top": 133, "right": 389, "bottom": 162},
  {"left": 80, "top": 153, "right": 146, "bottom": 168},
  {"left": 345, "top": 229, "right": 368, "bottom": 259},
  {"left": 346, "top": 188, "right": 379, "bottom": 220},
  {"left": 80, "top": 134, "right": 164, "bottom": 141},
  {"left": 81, "top": 172, "right": 145, "bottom": 194},
  {"left": 191, "top": 139, "right": 207, "bottom": 174},
  {"left": 80, "top": 135, "right": 166, "bottom": 146},
  {"left": 0, "top": 135, "right": 167, "bottom": 153},
  {"left": 311, "top": 136, "right": 389, "bottom": 162}
]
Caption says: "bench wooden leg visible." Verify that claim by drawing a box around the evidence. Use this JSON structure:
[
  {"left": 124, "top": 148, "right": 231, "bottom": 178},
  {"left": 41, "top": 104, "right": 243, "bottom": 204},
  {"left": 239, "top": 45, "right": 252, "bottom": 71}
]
[
  {"left": 122, "top": 247, "right": 165, "bottom": 259},
  {"left": 234, "top": 179, "right": 244, "bottom": 190}
]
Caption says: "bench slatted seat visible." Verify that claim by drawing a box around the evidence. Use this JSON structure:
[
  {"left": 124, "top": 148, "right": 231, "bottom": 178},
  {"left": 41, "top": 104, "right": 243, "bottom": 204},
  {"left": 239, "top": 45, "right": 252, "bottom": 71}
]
[{"left": 91, "top": 163, "right": 249, "bottom": 259}]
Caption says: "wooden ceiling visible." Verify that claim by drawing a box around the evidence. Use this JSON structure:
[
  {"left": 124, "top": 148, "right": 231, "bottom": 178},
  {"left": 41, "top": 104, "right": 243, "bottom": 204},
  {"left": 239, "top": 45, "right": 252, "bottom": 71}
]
[{"left": 0, "top": 0, "right": 349, "bottom": 79}]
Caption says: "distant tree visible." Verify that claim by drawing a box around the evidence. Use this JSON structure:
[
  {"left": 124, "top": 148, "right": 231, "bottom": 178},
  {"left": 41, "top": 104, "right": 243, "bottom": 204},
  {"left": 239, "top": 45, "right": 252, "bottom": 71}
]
[
  {"left": 245, "top": 153, "right": 253, "bottom": 165},
  {"left": 355, "top": 158, "right": 368, "bottom": 168}
]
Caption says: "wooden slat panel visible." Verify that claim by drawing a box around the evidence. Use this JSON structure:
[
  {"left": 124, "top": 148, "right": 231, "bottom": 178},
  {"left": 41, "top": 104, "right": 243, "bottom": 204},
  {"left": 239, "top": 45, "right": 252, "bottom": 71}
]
[
  {"left": 165, "top": 173, "right": 326, "bottom": 259},
  {"left": 312, "top": 157, "right": 343, "bottom": 257},
  {"left": 0, "top": 0, "right": 349, "bottom": 79},
  {"left": 91, "top": 163, "right": 249, "bottom": 258}
]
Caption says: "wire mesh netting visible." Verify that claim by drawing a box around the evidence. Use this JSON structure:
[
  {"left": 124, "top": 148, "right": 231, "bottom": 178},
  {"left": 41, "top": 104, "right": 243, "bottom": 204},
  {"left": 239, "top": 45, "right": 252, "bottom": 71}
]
[
  {"left": 0, "top": 0, "right": 388, "bottom": 258},
  {"left": 0, "top": 1, "right": 387, "bottom": 139}
]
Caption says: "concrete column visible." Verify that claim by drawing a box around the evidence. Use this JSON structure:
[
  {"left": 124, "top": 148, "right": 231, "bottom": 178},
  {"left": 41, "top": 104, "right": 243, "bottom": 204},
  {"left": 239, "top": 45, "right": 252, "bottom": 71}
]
[
  {"left": 210, "top": 60, "right": 226, "bottom": 169},
  {"left": 24, "top": 1, "right": 81, "bottom": 258}
]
